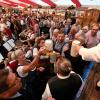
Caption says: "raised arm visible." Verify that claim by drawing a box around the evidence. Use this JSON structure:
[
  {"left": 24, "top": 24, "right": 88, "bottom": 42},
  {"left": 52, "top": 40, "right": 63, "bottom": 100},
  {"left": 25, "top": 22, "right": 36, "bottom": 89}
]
[{"left": 78, "top": 44, "right": 100, "bottom": 62}]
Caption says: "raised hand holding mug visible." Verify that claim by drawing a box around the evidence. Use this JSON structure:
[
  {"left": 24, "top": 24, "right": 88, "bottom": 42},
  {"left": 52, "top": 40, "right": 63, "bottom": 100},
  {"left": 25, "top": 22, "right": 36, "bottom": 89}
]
[{"left": 70, "top": 40, "right": 81, "bottom": 57}]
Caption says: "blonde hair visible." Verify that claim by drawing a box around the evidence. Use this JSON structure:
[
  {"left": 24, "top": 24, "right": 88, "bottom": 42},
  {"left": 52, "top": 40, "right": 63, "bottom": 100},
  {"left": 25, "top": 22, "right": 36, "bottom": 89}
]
[{"left": 11, "top": 49, "right": 22, "bottom": 60}]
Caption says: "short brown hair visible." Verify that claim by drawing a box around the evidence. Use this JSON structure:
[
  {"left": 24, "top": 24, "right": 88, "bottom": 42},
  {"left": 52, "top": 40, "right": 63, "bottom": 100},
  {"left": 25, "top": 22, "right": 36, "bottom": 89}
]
[
  {"left": 35, "top": 37, "right": 44, "bottom": 45},
  {"left": 54, "top": 57, "right": 72, "bottom": 76},
  {"left": 91, "top": 23, "right": 99, "bottom": 29}
]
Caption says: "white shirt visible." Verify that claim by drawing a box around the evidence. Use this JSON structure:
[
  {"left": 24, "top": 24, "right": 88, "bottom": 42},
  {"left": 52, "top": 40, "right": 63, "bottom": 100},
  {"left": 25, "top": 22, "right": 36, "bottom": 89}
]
[
  {"left": 20, "top": 20, "right": 25, "bottom": 25},
  {"left": 25, "top": 50, "right": 32, "bottom": 58},
  {"left": 17, "top": 65, "right": 36, "bottom": 78},
  {"left": 79, "top": 43, "right": 100, "bottom": 63},
  {"left": 17, "top": 66, "right": 28, "bottom": 77},
  {"left": 6, "top": 21, "right": 11, "bottom": 27}
]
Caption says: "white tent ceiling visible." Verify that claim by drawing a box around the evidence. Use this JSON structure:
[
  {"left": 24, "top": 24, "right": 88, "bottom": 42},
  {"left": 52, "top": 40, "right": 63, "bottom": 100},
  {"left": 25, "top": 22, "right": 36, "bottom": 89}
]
[{"left": 0, "top": 0, "right": 100, "bottom": 8}]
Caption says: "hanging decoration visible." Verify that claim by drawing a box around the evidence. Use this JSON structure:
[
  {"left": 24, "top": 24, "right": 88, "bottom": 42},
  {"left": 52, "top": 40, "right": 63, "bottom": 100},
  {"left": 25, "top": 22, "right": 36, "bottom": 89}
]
[{"left": 71, "top": 0, "right": 81, "bottom": 8}]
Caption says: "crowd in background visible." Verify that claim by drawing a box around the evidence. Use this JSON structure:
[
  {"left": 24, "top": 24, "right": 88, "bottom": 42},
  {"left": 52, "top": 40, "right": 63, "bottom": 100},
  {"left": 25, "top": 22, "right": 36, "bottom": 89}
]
[{"left": 0, "top": 8, "right": 100, "bottom": 100}]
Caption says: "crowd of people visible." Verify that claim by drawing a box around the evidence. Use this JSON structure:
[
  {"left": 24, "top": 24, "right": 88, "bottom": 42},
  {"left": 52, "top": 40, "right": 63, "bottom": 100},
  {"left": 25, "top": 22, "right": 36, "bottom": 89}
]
[{"left": 0, "top": 8, "right": 100, "bottom": 100}]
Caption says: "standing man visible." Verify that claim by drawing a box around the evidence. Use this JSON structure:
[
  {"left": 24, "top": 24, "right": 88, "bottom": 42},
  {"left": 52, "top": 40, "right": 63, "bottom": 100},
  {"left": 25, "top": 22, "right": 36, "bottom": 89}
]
[{"left": 42, "top": 57, "right": 82, "bottom": 100}]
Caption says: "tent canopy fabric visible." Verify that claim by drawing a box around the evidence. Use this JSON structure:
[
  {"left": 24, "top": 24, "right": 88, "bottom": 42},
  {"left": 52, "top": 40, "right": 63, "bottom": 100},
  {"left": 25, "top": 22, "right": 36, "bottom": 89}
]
[{"left": 0, "top": 0, "right": 100, "bottom": 8}]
